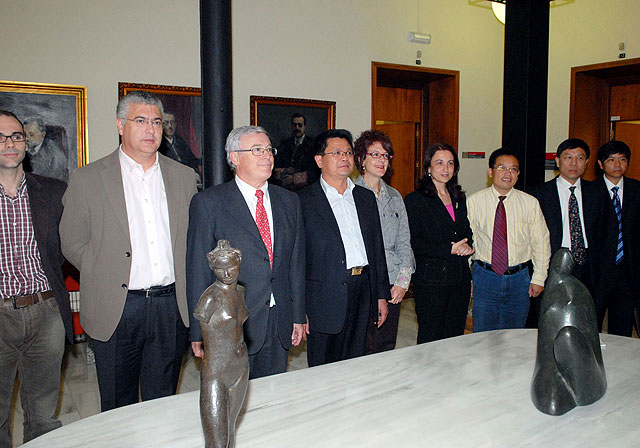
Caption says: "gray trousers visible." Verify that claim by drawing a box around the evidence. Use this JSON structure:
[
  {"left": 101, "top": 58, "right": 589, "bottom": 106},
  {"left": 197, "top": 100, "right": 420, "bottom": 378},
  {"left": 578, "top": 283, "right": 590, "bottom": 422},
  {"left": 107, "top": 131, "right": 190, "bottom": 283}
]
[{"left": 0, "top": 297, "right": 65, "bottom": 447}]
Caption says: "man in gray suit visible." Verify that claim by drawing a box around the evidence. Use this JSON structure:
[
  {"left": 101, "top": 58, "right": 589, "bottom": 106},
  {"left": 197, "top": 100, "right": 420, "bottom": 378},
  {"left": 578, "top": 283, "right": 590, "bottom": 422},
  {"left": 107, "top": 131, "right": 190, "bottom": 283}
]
[
  {"left": 187, "top": 125, "right": 305, "bottom": 379},
  {"left": 60, "top": 91, "right": 197, "bottom": 411}
]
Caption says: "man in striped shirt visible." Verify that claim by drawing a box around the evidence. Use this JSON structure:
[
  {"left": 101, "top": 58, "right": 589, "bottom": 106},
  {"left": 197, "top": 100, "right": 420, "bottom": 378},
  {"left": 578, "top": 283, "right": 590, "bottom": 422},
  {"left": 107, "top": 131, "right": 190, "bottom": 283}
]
[
  {"left": 467, "top": 148, "right": 551, "bottom": 332},
  {"left": 0, "top": 110, "right": 72, "bottom": 446}
]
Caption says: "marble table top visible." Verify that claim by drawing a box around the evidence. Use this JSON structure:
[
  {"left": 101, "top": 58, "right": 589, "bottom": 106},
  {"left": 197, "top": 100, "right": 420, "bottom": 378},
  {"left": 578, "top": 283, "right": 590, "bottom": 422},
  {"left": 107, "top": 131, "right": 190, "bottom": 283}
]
[{"left": 24, "top": 330, "right": 640, "bottom": 447}]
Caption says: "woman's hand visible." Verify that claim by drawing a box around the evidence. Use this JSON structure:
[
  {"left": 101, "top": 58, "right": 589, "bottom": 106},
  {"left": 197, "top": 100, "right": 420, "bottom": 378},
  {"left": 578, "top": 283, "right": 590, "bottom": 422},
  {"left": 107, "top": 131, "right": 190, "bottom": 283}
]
[{"left": 451, "top": 238, "right": 475, "bottom": 256}]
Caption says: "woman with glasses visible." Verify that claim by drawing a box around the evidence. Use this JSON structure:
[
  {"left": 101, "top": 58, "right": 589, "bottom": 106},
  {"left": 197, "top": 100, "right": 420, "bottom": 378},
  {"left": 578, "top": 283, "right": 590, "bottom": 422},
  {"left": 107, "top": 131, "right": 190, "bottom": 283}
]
[
  {"left": 353, "top": 130, "right": 415, "bottom": 354},
  {"left": 405, "top": 143, "right": 474, "bottom": 344}
]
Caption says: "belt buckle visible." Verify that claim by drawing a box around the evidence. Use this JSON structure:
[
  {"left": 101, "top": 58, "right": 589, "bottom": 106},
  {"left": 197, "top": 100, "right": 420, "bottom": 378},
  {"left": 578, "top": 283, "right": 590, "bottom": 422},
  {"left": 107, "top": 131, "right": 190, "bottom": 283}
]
[
  {"left": 145, "top": 288, "right": 151, "bottom": 298},
  {"left": 12, "top": 295, "right": 27, "bottom": 310},
  {"left": 351, "top": 267, "right": 363, "bottom": 276}
]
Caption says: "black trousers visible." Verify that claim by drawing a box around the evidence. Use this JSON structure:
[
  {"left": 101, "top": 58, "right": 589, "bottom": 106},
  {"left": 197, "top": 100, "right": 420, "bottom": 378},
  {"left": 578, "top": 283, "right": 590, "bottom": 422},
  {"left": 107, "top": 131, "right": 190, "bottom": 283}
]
[
  {"left": 365, "top": 283, "right": 398, "bottom": 354},
  {"left": 91, "top": 290, "right": 188, "bottom": 411},
  {"left": 414, "top": 281, "right": 471, "bottom": 344},
  {"left": 307, "top": 272, "right": 371, "bottom": 367},
  {"left": 248, "top": 305, "right": 288, "bottom": 379},
  {"left": 597, "top": 262, "right": 637, "bottom": 336}
]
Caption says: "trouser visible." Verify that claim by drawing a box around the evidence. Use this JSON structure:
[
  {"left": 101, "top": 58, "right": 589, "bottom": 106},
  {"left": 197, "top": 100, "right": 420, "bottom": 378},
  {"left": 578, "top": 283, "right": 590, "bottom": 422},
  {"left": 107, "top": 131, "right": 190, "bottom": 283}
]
[
  {"left": 414, "top": 281, "right": 471, "bottom": 344},
  {"left": 0, "top": 297, "right": 65, "bottom": 447},
  {"left": 91, "top": 290, "right": 188, "bottom": 412},
  {"left": 248, "top": 305, "right": 289, "bottom": 379}
]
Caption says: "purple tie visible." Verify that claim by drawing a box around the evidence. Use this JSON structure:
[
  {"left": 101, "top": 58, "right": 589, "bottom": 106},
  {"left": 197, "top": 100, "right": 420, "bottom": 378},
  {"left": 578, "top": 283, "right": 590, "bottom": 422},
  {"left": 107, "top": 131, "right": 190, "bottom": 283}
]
[{"left": 491, "top": 196, "right": 508, "bottom": 276}]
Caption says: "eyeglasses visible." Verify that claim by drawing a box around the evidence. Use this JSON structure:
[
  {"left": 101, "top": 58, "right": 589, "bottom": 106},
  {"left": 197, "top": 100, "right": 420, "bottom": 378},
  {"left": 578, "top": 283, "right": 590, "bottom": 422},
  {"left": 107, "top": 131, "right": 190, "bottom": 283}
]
[
  {"left": 234, "top": 146, "right": 277, "bottom": 156},
  {"left": 126, "top": 118, "right": 163, "bottom": 128},
  {"left": 0, "top": 133, "right": 26, "bottom": 144},
  {"left": 323, "top": 150, "right": 353, "bottom": 158},
  {"left": 367, "top": 151, "right": 393, "bottom": 160},
  {"left": 493, "top": 166, "right": 520, "bottom": 174}
]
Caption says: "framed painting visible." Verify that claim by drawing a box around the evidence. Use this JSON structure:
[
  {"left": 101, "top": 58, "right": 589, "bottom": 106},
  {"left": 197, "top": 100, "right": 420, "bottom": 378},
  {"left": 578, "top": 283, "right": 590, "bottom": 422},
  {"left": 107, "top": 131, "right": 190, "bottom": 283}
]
[
  {"left": 118, "top": 82, "right": 203, "bottom": 188},
  {"left": 250, "top": 95, "right": 336, "bottom": 190},
  {"left": 0, "top": 80, "right": 88, "bottom": 183}
]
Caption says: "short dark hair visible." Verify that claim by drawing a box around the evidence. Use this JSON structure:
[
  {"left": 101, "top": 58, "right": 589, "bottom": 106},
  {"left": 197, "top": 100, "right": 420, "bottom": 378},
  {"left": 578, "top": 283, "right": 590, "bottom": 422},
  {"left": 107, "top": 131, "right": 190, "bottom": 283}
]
[
  {"left": 488, "top": 148, "right": 520, "bottom": 168},
  {"left": 417, "top": 142, "right": 465, "bottom": 201},
  {"left": 557, "top": 138, "right": 590, "bottom": 159},
  {"left": 291, "top": 112, "right": 306, "bottom": 125},
  {"left": 0, "top": 110, "right": 24, "bottom": 131},
  {"left": 314, "top": 129, "right": 353, "bottom": 155},
  {"left": 353, "top": 129, "right": 394, "bottom": 172},
  {"left": 597, "top": 140, "right": 631, "bottom": 164}
]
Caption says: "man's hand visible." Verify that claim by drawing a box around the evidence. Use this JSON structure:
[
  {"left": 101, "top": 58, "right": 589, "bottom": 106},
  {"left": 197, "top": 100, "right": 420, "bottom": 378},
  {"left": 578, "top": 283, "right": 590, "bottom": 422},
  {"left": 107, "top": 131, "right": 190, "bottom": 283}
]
[
  {"left": 191, "top": 341, "right": 204, "bottom": 358},
  {"left": 291, "top": 323, "right": 305, "bottom": 346},
  {"left": 377, "top": 299, "right": 389, "bottom": 328},
  {"left": 389, "top": 285, "right": 407, "bottom": 305},
  {"left": 529, "top": 283, "right": 544, "bottom": 297}
]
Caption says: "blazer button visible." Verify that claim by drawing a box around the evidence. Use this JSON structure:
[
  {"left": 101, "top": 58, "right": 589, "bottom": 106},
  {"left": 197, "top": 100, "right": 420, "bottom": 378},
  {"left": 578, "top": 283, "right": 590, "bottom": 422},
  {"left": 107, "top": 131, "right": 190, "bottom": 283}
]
[
  {"left": 271, "top": 278, "right": 275, "bottom": 283},
  {"left": 264, "top": 257, "right": 269, "bottom": 262},
  {"left": 341, "top": 260, "right": 345, "bottom": 264},
  {"left": 265, "top": 299, "right": 270, "bottom": 305},
  {"left": 125, "top": 252, "right": 131, "bottom": 257},
  {"left": 121, "top": 284, "right": 127, "bottom": 289},
  {"left": 343, "top": 281, "right": 347, "bottom": 286}
]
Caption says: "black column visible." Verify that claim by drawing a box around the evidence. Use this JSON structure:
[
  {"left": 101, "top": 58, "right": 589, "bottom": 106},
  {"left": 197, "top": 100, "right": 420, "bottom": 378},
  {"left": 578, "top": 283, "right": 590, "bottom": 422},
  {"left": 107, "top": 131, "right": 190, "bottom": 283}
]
[
  {"left": 200, "top": 0, "right": 233, "bottom": 187},
  {"left": 502, "top": 0, "right": 550, "bottom": 191}
]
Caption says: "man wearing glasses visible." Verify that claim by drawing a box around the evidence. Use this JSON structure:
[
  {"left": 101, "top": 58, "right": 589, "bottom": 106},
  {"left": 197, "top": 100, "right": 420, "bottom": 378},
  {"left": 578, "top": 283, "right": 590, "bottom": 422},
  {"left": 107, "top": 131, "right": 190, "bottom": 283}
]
[
  {"left": 186, "top": 125, "right": 305, "bottom": 379},
  {"left": 467, "top": 148, "right": 550, "bottom": 332},
  {"left": 0, "top": 110, "right": 72, "bottom": 445},
  {"left": 60, "top": 91, "right": 197, "bottom": 411},
  {"left": 299, "top": 129, "right": 390, "bottom": 366}
]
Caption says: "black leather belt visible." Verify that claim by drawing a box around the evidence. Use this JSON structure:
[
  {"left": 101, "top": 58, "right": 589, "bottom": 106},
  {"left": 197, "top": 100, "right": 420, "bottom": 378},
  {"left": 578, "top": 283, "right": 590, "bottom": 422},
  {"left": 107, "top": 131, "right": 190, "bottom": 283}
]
[
  {"left": 4, "top": 290, "right": 54, "bottom": 309},
  {"left": 475, "top": 260, "right": 530, "bottom": 276},
  {"left": 347, "top": 265, "right": 369, "bottom": 276},
  {"left": 128, "top": 283, "right": 175, "bottom": 298}
]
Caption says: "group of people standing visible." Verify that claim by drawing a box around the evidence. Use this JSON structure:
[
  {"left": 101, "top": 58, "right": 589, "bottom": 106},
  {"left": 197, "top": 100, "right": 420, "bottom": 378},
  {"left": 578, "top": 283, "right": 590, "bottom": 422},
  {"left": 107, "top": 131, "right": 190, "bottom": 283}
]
[{"left": 1, "top": 88, "right": 637, "bottom": 446}]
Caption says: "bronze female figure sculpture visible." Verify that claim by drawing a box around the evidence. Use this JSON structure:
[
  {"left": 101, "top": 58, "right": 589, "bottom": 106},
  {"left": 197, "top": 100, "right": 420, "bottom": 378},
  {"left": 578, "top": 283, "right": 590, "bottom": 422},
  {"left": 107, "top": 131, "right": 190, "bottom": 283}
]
[{"left": 194, "top": 240, "right": 249, "bottom": 447}]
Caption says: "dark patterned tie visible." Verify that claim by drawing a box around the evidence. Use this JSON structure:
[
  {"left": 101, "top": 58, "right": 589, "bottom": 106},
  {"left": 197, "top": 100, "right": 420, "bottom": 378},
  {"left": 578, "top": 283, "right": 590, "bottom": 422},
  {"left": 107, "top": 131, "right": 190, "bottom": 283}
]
[
  {"left": 612, "top": 186, "right": 623, "bottom": 265},
  {"left": 568, "top": 186, "right": 586, "bottom": 265},
  {"left": 255, "top": 189, "right": 273, "bottom": 269},
  {"left": 491, "top": 196, "right": 508, "bottom": 276}
]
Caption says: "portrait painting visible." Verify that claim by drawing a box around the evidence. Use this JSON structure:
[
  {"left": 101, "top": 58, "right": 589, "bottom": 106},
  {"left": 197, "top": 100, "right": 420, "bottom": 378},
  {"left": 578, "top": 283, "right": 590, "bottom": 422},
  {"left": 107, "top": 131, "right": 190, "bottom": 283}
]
[
  {"left": 119, "top": 82, "right": 203, "bottom": 189},
  {"left": 0, "top": 80, "right": 88, "bottom": 183},
  {"left": 250, "top": 95, "right": 336, "bottom": 191}
]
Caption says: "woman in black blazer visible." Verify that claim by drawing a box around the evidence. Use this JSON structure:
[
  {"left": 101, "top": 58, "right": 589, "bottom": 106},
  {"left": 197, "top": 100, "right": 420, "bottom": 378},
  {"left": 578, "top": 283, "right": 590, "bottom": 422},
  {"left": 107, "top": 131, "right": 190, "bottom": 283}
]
[{"left": 405, "top": 143, "right": 474, "bottom": 344}]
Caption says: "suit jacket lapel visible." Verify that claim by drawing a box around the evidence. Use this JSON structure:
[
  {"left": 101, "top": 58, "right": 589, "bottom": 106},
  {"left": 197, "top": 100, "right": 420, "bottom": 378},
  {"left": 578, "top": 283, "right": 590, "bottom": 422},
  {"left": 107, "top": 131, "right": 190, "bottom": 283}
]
[
  {"left": 25, "top": 174, "right": 49, "bottom": 249},
  {"left": 549, "top": 177, "right": 563, "bottom": 233},
  {"left": 269, "top": 185, "right": 286, "bottom": 269},
  {"left": 226, "top": 181, "right": 264, "bottom": 244},
  {"left": 159, "top": 155, "right": 179, "bottom": 248},
  {"left": 309, "top": 181, "right": 341, "bottom": 237},
  {"left": 100, "top": 150, "right": 131, "bottom": 243}
]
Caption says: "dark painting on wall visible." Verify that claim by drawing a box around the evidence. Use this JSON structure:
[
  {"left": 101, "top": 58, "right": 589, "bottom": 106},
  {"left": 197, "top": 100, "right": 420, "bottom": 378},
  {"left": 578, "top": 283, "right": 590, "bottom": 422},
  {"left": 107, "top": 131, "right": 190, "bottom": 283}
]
[
  {"left": 250, "top": 95, "right": 336, "bottom": 190},
  {"left": 119, "top": 82, "right": 203, "bottom": 189},
  {"left": 0, "top": 80, "right": 88, "bottom": 183}
]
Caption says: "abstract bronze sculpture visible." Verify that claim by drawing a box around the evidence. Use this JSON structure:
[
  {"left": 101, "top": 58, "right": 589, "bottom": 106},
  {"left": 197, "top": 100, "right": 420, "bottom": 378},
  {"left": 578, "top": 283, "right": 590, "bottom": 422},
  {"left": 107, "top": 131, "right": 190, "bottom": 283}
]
[
  {"left": 194, "top": 240, "right": 249, "bottom": 447},
  {"left": 531, "top": 248, "right": 607, "bottom": 415}
]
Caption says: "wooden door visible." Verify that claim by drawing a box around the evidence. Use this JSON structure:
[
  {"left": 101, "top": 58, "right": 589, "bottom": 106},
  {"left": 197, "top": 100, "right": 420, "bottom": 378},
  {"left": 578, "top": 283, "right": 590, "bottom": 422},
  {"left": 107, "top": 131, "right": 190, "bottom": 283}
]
[
  {"left": 614, "top": 121, "right": 640, "bottom": 180},
  {"left": 375, "top": 122, "right": 418, "bottom": 197}
]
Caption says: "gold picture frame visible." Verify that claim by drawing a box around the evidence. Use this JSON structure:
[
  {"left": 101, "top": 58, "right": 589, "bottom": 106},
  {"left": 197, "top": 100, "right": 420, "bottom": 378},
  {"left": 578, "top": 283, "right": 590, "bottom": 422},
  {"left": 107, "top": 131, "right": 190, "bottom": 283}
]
[{"left": 0, "top": 80, "right": 88, "bottom": 182}]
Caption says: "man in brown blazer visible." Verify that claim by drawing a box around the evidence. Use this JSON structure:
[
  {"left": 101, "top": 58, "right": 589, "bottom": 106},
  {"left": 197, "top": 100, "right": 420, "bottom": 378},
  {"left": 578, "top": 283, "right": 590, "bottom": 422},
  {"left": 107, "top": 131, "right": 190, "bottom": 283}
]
[{"left": 60, "top": 91, "right": 197, "bottom": 411}]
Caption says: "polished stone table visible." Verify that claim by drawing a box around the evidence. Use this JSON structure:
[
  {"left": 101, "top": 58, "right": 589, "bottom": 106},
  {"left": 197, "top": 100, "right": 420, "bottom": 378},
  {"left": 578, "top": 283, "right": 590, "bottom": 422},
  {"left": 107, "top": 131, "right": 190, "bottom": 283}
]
[{"left": 24, "top": 330, "right": 640, "bottom": 447}]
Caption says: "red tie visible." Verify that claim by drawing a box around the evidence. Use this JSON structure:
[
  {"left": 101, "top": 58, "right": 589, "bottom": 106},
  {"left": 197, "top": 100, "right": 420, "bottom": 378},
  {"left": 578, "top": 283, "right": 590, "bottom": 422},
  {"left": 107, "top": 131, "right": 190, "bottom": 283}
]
[
  {"left": 491, "top": 195, "right": 508, "bottom": 276},
  {"left": 255, "top": 189, "right": 273, "bottom": 269}
]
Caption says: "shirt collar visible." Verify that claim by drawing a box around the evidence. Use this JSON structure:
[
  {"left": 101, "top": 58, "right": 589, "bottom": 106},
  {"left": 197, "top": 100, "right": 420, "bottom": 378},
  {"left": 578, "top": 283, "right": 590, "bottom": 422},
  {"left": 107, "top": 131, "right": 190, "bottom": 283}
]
[
  {"left": 235, "top": 174, "right": 268, "bottom": 198},
  {"left": 604, "top": 175, "right": 623, "bottom": 192},
  {"left": 320, "top": 175, "right": 354, "bottom": 197},
  {"left": 490, "top": 185, "right": 514, "bottom": 199},
  {"left": 0, "top": 174, "right": 27, "bottom": 199},
  {"left": 557, "top": 175, "right": 581, "bottom": 191},
  {"left": 119, "top": 145, "right": 159, "bottom": 175}
]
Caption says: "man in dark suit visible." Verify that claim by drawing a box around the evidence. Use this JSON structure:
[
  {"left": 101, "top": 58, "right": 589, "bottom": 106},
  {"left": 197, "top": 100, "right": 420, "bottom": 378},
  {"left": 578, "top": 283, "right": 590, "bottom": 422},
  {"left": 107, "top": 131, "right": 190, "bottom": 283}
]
[
  {"left": 593, "top": 140, "right": 640, "bottom": 335},
  {"left": 529, "top": 138, "right": 604, "bottom": 326},
  {"left": 187, "top": 125, "right": 305, "bottom": 379},
  {"left": 271, "top": 112, "right": 319, "bottom": 191},
  {"left": 0, "top": 110, "right": 72, "bottom": 445},
  {"left": 159, "top": 111, "right": 202, "bottom": 180},
  {"left": 60, "top": 91, "right": 197, "bottom": 411},
  {"left": 299, "top": 129, "right": 390, "bottom": 367}
]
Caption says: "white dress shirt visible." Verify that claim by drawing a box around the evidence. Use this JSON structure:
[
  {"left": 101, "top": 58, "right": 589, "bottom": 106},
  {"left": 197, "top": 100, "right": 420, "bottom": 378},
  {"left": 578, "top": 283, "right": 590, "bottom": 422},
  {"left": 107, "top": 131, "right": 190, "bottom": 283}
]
[
  {"left": 604, "top": 176, "right": 624, "bottom": 207},
  {"left": 557, "top": 176, "right": 589, "bottom": 249},
  {"left": 119, "top": 147, "right": 174, "bottom": 289},
  {"left": 320, "top": 176, "right": 368, "bottom": 268},
  {"left": 235, "top": 175, "right": 275, "bottom": 306}
]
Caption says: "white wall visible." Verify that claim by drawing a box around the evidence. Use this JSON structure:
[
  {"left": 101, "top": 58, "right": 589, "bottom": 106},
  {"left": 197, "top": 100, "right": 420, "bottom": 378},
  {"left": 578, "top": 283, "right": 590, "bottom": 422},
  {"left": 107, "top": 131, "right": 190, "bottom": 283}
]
[{"left": 1, "top": 0, "right": 639, "bottom": 194}]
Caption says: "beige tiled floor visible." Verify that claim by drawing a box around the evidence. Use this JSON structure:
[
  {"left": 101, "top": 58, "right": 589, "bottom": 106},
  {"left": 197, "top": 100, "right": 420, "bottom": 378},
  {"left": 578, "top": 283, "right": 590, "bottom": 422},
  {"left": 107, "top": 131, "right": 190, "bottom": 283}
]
[{"left": 9, "top": 299, "right": 421, "bottom": 447}]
